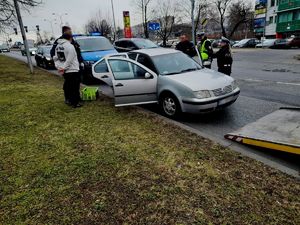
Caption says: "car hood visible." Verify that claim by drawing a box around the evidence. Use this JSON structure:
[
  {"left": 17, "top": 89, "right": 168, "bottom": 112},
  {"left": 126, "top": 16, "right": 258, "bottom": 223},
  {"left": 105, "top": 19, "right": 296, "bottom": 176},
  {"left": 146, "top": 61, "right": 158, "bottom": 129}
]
[
  {"left": 81, "top": 49, "right": 118, "bottom": 62},
  {"left": 163, "top": 69, "right": 234, "bottom": 91}
]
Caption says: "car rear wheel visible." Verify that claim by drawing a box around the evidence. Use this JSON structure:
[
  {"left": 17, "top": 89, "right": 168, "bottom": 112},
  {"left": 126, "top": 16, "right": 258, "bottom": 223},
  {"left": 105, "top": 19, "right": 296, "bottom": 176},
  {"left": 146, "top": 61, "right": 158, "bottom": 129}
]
[{"left": 160, "top": 93, "right": 181, "bottom": 118}]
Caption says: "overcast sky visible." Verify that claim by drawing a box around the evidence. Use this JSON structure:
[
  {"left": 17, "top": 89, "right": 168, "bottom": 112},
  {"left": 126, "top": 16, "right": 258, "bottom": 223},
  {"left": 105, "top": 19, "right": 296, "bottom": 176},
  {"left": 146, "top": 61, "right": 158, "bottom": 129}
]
[{"left": 3, "top": 0, "right": 139, "bottom": 42}]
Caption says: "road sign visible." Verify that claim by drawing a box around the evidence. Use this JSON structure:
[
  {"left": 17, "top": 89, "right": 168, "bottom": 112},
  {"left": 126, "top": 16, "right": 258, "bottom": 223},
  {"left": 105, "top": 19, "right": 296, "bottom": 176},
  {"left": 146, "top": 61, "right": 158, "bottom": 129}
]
[
  {"left": 201, "top": 18, "right": 208, "bottom": 27},
  {"left": 148, "top": 22, "right": 160, "bottom": 31}
]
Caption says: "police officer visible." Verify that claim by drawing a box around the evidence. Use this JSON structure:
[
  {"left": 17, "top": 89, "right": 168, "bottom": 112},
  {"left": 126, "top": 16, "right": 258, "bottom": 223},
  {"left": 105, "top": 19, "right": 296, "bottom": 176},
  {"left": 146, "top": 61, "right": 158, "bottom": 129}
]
[
  {"left": 213, "top": 37, "right": 233, "bottom": 76},
  {"left": 175, "top": 34, "right": 196, "bottom": 57},
  {"left": 197, "top": 32, "right": 213, "bottom": 68}
]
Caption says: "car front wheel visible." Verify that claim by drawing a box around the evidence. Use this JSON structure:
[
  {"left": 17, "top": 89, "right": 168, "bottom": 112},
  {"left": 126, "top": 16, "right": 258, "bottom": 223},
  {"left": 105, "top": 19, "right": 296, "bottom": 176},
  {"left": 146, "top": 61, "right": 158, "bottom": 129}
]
[{"left": 160, "top": 93, "right": 181, "bottom": 118}]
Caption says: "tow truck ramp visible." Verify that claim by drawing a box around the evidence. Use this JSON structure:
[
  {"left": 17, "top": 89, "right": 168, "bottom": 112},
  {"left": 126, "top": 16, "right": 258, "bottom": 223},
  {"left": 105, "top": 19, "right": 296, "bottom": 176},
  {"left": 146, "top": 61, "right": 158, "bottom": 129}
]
[{"left": 225, "top": 107, "right": 300, "bottom": 155}]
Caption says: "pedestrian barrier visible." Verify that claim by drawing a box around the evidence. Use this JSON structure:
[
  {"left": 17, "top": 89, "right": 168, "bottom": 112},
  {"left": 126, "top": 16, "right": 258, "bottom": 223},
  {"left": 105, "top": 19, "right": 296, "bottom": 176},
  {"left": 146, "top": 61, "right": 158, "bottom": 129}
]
[
  {"left": 225, "top": 107, "right": 300, "bottom": 155},
  {"left": 81, "top": 87, "right": 99, "bottom": 101}
]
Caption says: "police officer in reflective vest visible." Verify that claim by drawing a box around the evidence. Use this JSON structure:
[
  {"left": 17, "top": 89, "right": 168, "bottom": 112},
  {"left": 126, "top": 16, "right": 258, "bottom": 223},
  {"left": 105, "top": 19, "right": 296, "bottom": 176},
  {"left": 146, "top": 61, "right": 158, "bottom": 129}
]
[
  {"left": 213, "top": 37, "right": 233, "bottom": 76},
  {"left": 197, "top": 32, "right": 213, "bottom": 68}
]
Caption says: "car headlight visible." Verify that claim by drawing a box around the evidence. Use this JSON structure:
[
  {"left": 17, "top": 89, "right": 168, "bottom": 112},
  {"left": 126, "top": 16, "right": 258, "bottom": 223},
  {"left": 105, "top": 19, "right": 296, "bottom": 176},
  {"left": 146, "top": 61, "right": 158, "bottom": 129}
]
[
  {"left": 231, "top": 80, "right": 238, "bottom": 90},
  {"left": 46, "top": 57, "right": 51, "bottom": 61},
  {"left": 194, "top": 90, "right": 211, "bottom": 99}
]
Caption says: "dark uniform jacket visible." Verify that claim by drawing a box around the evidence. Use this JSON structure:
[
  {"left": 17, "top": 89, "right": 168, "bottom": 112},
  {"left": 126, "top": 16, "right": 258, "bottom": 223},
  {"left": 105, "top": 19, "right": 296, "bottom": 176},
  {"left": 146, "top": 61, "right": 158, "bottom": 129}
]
[
  {"left": 213, "top": 46, "right": 233, "bottom": 76},
  {"left": 175, "top": 40, "right": 196, "bottom": 57},
  {"left": 51, "top": 37, "right": 83, "bottom": 64}
]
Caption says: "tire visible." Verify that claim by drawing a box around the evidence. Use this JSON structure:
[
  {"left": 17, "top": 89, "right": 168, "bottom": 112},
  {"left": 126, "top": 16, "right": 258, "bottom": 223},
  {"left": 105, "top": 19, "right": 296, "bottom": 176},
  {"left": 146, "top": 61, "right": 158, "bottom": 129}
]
[
  {"left": 159, "top": 92, "right": 182, "bottom": 118},
  {"left": 43, "top": 60, "right": 48, "bottom": 69}
]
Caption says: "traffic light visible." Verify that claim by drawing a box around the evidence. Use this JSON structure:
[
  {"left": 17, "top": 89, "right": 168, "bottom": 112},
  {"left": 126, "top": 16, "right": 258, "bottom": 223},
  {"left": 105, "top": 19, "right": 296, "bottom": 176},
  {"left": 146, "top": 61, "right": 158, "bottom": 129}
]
[
  {"left": 13, "top": 28, "right": 18, "bottom": 35},
  {"left": 36, "top": 25, "right": 40, "bottom": 32},
  {"left": 24, "top": 26, "right": 28, "bottom": 33}
]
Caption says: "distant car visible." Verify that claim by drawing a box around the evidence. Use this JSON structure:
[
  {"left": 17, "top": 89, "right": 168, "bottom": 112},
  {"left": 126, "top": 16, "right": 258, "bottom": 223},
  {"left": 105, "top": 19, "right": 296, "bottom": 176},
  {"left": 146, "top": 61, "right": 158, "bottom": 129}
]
[
  {"left": 114, "top": 38, "right": 159, "bottom": 52},
  {"left": 35, "top": 46, "right": 54, "bottom": 69},
  {"left": 21, "top": 45, "right": 38, "bottom": 56},
  {"left": 233, "top": 39, "right": 260, "bottom": 48},
  {"left": 287, "top": 36, "right": 300, "bottom": 48},
  {"left": 92, "top": 48, "right": 240, "bottom": 117},
  {"left": 73, "top": 35, "right": 118, "bottom": 83},
  {"left": 255, "top": 39, "right": 276, "bottom": 48},
  {"left": 0, "top": 44, "right": 10, "bottom": 53},
  {"left": 212, "top": 39, "right": 221, "bottom": 48},
  {"left": 270, "top": 39, "right": 291, "bottom": 49}
]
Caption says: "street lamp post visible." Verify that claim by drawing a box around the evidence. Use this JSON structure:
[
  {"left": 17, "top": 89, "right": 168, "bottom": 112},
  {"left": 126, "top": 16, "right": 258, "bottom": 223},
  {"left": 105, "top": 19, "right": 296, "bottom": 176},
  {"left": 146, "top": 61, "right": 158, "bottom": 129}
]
[
  {"left": 13, "top": 0, "right": 33, "bottom": 73},
  {"left": 52, "top": 13, "right": 68, "bottom": 28},
  {"left": 111, "top": 0, "right": 117, "bottom": 40},
  {"left": 44, "top": 19, "right": 54, "bottom": 37},
  {"left": 191, "top": 0, "right": 196, "bottom": 45}
]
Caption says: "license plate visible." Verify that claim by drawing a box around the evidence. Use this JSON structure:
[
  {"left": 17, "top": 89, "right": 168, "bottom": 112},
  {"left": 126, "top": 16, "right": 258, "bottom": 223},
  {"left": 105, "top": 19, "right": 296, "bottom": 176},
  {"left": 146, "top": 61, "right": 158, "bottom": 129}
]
[{"left": 218, "top": 96, "right": 234, "bottom": 105}]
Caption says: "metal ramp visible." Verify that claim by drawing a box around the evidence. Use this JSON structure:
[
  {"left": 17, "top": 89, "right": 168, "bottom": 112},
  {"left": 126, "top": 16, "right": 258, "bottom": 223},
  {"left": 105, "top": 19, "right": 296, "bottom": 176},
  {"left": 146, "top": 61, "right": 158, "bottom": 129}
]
[{"left": 225, "top": 108, "right": 300, "bottom": 155}]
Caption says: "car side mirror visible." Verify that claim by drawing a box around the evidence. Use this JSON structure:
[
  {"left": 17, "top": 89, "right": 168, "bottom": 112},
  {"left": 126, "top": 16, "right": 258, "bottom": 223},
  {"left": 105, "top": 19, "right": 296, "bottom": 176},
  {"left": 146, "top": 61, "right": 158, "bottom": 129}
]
[{"left": 145, "top": 72, "right": 153, "bottom": 79}]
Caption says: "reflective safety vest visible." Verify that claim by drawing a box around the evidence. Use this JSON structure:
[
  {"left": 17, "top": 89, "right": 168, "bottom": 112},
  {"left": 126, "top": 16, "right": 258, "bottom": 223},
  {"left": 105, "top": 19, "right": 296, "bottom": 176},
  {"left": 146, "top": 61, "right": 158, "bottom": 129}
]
[{"left": 199, "top": 40, "right": 209, "bottom": 61}]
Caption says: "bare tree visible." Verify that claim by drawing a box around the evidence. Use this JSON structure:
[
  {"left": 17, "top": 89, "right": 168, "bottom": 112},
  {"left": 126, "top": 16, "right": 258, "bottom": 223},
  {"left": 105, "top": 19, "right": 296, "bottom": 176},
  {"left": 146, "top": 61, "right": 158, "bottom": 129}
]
[
  {"left": 132, "top": 0, "right": 153, "bottom": 38},
  {"left": 180, "top": 0, "right": 210, "bottom": 37},
  {"left": 213, "top": 0, "right": 231, "bottom": 37},
  {"left": 155, "top": 0, "right": 178, "bottom": 46},
  {"left": 0, "top": 0, "right": 41, "bottom": 32},
  {"left": 85, "top": 10, "right": 112, "bottom": 37},
  {"left": 227, "top": 0, "right": 253, "bottom": 39}
]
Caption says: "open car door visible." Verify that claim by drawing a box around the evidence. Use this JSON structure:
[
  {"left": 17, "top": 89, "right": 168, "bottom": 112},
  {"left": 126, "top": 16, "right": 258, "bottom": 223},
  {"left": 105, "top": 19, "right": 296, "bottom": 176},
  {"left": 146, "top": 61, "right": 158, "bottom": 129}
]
[{"left": 106, "top": 58, "right": 158, "bottom": 107}]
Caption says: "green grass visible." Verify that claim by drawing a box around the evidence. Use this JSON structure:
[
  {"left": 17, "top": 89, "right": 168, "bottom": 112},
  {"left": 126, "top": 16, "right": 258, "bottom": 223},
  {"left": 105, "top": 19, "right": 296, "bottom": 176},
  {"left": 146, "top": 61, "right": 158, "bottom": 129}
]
[{"left": 0, "top": 55, "right": 299, "bottom": 225}]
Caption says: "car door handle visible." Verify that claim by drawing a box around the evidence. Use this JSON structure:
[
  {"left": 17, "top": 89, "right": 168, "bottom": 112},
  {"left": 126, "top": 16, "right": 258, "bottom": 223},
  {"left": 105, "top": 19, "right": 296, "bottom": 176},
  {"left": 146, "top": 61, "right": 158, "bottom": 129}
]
[
  {"left": 115, "top": 83, "right": 124, "bottom": 87},
  {"left": 101, "top": 75, "right": 109, "bottom": 79}
]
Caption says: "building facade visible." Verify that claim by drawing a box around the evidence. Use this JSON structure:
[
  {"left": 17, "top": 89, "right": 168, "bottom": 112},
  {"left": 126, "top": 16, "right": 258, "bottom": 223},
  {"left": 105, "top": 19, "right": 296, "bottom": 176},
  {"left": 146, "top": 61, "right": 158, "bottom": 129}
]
[
  {"left": 276, "top": 0, "right": 300, "bottom": 38},
  {"left": 254, "top": 0, "right": 300, "bottom": 38}
]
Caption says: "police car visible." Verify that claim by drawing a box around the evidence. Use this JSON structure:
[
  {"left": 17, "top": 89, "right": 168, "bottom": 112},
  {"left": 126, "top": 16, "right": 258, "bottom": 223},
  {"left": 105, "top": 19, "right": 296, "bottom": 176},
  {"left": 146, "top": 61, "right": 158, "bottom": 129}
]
[{"left": 73, "top": 34, "right": 118, "bottom": 82}]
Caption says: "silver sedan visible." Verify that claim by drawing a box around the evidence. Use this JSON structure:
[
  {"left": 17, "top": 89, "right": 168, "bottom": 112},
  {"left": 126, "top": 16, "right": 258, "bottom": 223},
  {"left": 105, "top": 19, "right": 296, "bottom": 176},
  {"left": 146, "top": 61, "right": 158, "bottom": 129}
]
[{"left": 92, "top": 48, "right": 240, "bottom": 117}]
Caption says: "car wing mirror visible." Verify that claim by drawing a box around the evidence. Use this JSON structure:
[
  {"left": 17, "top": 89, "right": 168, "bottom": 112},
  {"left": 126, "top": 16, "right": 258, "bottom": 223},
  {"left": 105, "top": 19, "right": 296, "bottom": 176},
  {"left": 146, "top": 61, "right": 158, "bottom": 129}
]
[{"left": 145, "top": 72, "right": 154, "bottom": 79}]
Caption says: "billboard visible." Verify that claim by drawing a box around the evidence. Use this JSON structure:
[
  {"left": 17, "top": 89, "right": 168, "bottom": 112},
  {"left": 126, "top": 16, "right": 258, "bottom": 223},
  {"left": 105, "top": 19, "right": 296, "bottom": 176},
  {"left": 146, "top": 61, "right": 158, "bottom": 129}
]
[
  {"left": 123, "top": 11, "right": 132, "bottom": 38},
  {"left": 255, "top": 0, "right": 267, "bottom": 15},
  {"left": 254, "top": 17, "right": 266, "bottom": 28}
]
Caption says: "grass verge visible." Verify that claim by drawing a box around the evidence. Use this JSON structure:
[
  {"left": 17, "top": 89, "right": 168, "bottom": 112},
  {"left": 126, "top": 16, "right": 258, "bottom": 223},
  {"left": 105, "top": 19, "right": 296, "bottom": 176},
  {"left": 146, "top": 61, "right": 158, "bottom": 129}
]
[{"left": 0, "top": 55, "right": 299, "bottom": 225}]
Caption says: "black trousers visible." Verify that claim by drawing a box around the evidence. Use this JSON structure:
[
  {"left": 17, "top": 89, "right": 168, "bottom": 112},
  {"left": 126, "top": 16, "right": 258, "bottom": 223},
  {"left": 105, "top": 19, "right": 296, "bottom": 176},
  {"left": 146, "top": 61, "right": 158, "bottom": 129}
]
[
  {"left": 63, "top": 72, "right": 81, "bottom": 105},
  {"left": 218, "top": 67, "right": 231, "bottom": 76}
]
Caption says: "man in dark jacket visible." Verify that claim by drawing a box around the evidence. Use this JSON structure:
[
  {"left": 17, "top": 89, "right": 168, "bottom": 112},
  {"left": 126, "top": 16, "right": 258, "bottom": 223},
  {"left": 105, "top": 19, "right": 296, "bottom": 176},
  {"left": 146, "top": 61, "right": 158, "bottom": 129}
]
[
  {"left": 175, "top": 34, "right": 196, "bottom": 57},
  {"left": 50, "top": 26, "right": 83, "bottom": 64},
  {"left": 197, "top": 32, "right": 213, "bottom": 68},
  {"left": 213, "top": 37, "right": 233, "bottom": 76}
]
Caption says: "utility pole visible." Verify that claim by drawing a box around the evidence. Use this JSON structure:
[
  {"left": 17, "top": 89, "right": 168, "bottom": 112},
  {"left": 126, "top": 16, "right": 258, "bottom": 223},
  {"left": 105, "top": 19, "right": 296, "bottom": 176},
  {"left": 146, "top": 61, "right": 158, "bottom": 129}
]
[
  {"left": 111, "top": 0, "right": 117, "bottom": 40},
  {"left": 191, "top": 0, "right": 196, "bottom": 45},
  {"left": 13, "top": 0, "right": 33, "bottom": 73}
]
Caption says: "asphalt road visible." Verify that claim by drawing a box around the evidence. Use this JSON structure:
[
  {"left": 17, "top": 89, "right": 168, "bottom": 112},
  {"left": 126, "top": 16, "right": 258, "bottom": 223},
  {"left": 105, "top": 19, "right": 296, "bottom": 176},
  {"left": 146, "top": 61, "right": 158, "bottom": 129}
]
[{"left": 3, "top": 49, "right": 300, "bottom": 177}]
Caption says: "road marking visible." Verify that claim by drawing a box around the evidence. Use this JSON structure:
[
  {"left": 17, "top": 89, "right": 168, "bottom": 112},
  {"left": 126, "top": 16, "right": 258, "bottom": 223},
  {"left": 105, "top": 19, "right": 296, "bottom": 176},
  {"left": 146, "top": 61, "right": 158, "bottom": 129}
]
[{"left": 238, "top": 78, "right": 300, "bottom": 86}]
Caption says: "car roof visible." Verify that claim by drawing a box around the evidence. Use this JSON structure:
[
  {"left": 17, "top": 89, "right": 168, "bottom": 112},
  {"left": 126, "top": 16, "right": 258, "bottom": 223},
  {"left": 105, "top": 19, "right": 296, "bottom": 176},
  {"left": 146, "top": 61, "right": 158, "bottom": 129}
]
[
  {"left": 132, "top": 48, "right": 180, "bottom": 57},
  {"left": 74, "top": 36, "right": 107, "bottom": 40},
  {"left": 116, "top": 38, "right": 148, "bottom": 41}
]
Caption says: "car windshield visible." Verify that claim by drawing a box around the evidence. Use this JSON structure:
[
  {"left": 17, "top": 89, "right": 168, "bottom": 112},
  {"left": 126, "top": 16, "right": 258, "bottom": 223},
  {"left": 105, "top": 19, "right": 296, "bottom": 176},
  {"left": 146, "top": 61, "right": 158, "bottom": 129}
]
[
  {"left": 43, "top": 47, "right": 51, "bottom": 54},
  {"left": 262, "top": 39, "right": 275, "bottom": 45},
  {"left": 237, "top": 39, "right": 250, "bottom": 44},
  {"left": 152, "top": 52, "right": 202, "bottom": 75},
  {"left": 77, "top": 38, "right": 114, "bottom": 52},
  {"left": 134, "top": 39, "right": 158, "bottom": 49}
]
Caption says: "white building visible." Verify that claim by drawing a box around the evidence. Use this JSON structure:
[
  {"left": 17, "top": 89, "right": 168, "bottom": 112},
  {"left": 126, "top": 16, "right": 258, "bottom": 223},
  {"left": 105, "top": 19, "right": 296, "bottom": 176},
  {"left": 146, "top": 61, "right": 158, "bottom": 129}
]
[{"left": 265, "top": 0, "right": 278, "bottom": 37}]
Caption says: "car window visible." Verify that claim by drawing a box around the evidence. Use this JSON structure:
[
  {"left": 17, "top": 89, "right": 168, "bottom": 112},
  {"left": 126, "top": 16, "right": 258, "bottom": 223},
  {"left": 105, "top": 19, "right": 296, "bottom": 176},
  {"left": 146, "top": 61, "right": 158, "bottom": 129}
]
[
  {"left": 76, "top": 37, "right": 114, "bottom": 52},
  {"left": 128, "top": 52, "right": 138, "bottom": 60},
  {"left": 133, "top": 39, "right": 158, "bottom": 49},
  {"left": 94, "top": 60, "right": 109, "bottom": 73},
  {"left": 108, "top": 59, "right": 148, "bottom": 80},
  {"left": 137, "top": 54, "right": 157, "bottom": 73},
  {"left": 152, "top": 52, "right": 201, "bottom": 75},
  {"left": 125, "top": 41, "right": 136, "bottom": 49}
]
